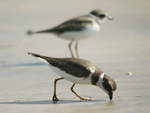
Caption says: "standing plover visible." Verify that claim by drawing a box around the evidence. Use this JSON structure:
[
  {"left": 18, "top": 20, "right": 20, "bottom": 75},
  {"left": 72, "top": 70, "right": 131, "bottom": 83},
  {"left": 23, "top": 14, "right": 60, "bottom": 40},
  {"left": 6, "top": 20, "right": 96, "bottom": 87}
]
[
  {"left": 27, "top": 9, "right": 113, "bottom": 58},
  {"left": 28, "top": 52, "right": 117, "bottom": 103}
]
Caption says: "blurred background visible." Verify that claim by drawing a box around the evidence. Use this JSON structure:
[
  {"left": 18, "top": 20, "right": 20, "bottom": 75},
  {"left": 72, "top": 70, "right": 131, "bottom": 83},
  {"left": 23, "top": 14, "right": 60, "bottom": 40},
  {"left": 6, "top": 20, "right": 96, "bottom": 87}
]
[
  {"left": 0, "top": 0, "right": 150, "bottom": 112},
  {"left": 1, "top": 0, "right": 150, "bottom": 57},
  {"left": 1, "top": 0, "right": 149, "bottom": 58}
]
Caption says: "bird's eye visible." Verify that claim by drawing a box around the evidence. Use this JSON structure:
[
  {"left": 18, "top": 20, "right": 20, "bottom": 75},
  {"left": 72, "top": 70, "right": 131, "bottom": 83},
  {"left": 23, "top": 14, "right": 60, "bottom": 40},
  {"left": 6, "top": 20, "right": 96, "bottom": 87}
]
[{"left": 99, "top": 14, "right": 105, "bottom": 18}]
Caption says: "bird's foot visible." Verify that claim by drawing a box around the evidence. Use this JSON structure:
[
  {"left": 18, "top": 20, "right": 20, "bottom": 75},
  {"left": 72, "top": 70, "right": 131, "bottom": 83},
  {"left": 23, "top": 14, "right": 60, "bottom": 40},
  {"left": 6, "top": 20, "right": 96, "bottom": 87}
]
[
  {"left": 53, "top": 95, "right": 59, "bottom": 104},
  {"left": 80, "top": 97, "right": 92, "bottom": 101}
]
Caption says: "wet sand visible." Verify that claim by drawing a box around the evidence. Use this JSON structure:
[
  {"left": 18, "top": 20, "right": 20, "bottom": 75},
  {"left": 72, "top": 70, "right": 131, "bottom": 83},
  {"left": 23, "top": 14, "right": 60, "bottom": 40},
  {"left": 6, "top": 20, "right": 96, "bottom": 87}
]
[{"left": 0, "top": 0, "right": 150, "bottom": 112}]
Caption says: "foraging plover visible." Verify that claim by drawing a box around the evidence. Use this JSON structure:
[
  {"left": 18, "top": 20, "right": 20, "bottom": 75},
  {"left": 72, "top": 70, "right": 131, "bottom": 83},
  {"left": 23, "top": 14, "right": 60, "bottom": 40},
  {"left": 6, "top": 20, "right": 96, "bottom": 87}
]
[
  {"left": 28, "top": 52, "right": 117, "bottom": 103},
  {"left": 27, "top": 9, "right": 113, "bottom": 58}
]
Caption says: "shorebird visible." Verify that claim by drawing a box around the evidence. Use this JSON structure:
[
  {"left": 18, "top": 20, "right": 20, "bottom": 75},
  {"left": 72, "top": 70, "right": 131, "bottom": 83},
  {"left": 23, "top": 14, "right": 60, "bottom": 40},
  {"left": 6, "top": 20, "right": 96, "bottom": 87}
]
[
  {"left": 27, "top": 9, "right": 113, "bottom": 58},
  {"left": 28, "top": 52, "right": 117, "bottom": 103}
]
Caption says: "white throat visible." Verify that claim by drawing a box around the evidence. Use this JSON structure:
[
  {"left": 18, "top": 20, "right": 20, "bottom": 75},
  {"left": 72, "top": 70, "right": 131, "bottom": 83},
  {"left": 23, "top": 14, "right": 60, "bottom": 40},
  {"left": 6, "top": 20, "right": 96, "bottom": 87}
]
[
  {"left": 96, "top": 73, "right": 109, "bottom": 95},
  {"left": 96, "top": 73, "right": 105, "bottom": 89},
  {"left": 99, "top": 73, "right": 104, "bottom": 88}
]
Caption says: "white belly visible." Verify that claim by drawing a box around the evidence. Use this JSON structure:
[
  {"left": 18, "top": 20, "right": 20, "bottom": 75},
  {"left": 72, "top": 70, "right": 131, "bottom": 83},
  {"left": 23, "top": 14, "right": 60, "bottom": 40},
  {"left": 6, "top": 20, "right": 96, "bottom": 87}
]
[{"left": 47, "top": 64, "right": 92, "bottom": 85}]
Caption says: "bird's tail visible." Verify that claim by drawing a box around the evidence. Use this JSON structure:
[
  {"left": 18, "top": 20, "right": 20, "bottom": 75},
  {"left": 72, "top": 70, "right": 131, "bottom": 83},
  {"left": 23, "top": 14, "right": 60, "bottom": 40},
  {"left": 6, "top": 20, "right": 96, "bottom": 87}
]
[
  {"left": 28, "top": 52, "right": 49, "bottom": 64},
  {"left": 27, "top": 28, "right": 52, "bottom": 35},
  {"left": 26, "top": 30, "right": 35, "bottom": 35},
  {"left": 28, "top": 52, "right": 42, "bottom": 57},
  {"left": 35, "top": 29, "right": 52, "bottom": 33}
]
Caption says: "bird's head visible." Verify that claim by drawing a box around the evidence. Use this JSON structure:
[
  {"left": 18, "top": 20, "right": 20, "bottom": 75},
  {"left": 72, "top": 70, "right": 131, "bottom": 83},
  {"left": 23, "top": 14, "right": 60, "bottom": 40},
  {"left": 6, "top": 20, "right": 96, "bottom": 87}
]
[
  {"left": 96, "top": 73, "right": 117, "bottom": 100},
  {"left": 90, "top": 9, "right": 113, "bottom": 24}
]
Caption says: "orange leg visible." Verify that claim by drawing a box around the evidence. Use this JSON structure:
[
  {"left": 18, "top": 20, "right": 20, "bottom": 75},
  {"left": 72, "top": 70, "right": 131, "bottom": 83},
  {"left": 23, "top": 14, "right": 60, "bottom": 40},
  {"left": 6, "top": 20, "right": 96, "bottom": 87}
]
[
  {"left": 70, "top": 83, "right": 87, "bottom": 100},
  {"left": 75, "top": 40, "right": 80, "bottom": 58},
  {"left": 53, "top": 77, "right": 64, "bottom": 103},
  {"left": 68, "top": 40, "right": 75, "bottom": 58}
]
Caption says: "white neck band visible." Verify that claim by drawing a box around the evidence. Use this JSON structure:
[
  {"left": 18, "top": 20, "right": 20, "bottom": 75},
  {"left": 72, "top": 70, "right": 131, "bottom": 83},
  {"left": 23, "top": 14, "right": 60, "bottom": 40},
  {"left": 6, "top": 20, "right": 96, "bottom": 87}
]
[
  {"left": 89, "top": 13, "right": 101, "bottom": 25},
  {"left": 99, "top": 73, "right": 104, "bottom": 88}
]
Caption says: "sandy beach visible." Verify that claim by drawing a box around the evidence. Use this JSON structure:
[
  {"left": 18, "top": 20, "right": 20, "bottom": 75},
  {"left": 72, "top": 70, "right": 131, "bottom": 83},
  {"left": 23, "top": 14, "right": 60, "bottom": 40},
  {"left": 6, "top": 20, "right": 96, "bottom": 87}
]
[{"left": 0, "top": 0, "right": 150, "bottom": 112}]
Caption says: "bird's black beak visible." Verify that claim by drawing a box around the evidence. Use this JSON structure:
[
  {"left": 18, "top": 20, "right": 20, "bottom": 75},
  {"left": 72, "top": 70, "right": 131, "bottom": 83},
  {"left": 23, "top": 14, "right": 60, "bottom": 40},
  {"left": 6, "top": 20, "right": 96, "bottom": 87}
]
[
  {"left": 109, "top": 94, "right": 113, "bottom": 100},
  {"left": 107, "top": 15, "right": 113, "bottom": 20}
]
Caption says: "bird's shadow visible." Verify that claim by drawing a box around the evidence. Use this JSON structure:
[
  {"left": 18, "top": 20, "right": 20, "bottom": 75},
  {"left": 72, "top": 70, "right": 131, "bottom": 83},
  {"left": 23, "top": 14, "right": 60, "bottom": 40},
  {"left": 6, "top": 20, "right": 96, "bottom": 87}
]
[
  {"left": 0, "top": 99, "right": 105, "bottom": 105},
  {"left": 2, "top": 62, "right": 45, "bottom": 67},
  {"left": 15, "top": 62, "right": 45, "bottom": 67}
]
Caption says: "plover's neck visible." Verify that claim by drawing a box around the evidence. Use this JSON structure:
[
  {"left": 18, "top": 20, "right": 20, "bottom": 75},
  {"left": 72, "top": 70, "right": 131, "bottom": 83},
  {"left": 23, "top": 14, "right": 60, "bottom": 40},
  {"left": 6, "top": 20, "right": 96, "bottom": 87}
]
[
  {"left": 89, "top": 13, "right": 102, "bottom": 25},
  {"left": 99, "top": 73, "right": 104, "bottom": 88},
  {"left": 96, "top": 73, "right": 105, "bottom": 89}
]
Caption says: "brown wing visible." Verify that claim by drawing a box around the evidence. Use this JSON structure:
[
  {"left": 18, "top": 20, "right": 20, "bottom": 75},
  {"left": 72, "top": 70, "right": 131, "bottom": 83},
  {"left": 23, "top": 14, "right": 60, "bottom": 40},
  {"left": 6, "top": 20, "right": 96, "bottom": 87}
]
[
  {"left": 47, "top": 58, "right": 94, "bottom": 78},
  {"left": 35, "top": 15, "right": 93, "bottom": 34}
]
